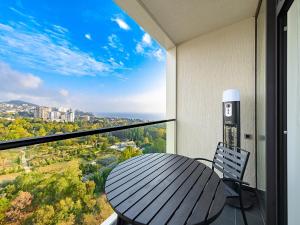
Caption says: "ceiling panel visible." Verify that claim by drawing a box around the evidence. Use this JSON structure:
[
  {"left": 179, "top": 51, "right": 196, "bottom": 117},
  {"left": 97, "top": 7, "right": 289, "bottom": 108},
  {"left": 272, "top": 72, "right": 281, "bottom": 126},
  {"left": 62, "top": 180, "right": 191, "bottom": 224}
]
[{"left": 140, "top": 0, "right": 259, "bottom": 44}]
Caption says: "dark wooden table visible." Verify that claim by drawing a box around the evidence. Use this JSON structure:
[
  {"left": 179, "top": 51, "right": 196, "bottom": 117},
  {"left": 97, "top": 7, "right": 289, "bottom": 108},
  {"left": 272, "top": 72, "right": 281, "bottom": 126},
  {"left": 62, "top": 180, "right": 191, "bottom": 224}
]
[{"left": 105, "top": 153, "right": 226, "bottom": 225}]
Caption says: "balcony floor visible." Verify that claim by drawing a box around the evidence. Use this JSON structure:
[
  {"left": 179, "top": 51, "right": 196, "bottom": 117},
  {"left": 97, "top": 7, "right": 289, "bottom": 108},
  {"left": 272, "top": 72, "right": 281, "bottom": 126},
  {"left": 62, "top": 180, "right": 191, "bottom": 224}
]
[
  {"left": 211, "top": 192, "right": 265, "bottom": 225},
  {"left": 108, "top": 192, "right": 265, "bottom": 225}
]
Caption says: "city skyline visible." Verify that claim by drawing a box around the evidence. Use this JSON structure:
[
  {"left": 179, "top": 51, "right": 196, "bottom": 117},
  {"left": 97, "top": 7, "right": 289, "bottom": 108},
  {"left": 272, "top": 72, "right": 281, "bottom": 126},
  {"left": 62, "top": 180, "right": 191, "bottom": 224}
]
[
  {"left": 0, "top": 99, "right": 165, "bottom": 123},
  {"left": 0, "top": 0, "right": 166, "bottom": 114}
]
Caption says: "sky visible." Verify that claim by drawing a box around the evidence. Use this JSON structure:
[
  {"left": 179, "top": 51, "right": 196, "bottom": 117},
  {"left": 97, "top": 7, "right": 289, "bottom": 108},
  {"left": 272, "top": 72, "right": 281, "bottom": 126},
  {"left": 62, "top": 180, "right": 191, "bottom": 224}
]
[{"left": 0, "top": 0, "right": 166, "bottom": 114}]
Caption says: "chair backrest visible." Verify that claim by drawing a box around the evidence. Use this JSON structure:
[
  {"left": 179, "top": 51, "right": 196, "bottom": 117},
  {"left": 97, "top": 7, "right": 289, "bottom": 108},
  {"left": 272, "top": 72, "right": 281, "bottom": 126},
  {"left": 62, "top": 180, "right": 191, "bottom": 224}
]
[{"left": 212, "top": 142, "right": 250, "bottom": 181}]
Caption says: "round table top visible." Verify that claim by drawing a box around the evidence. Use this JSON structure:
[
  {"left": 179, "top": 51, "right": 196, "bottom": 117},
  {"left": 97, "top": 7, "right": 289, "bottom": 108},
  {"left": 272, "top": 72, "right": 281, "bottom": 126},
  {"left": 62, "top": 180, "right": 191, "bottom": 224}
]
[{"left": 105, "top": 153, "right": 226, "bottom": 225}]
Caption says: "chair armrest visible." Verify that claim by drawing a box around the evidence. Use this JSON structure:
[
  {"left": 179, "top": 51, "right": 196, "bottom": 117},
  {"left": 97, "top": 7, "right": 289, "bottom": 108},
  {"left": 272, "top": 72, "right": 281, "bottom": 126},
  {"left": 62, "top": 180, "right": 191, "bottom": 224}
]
[
  {"left": 222, "top": 177, "right": 250, "bottom": 186},
  {"left": 193, "top": 158, "right": 214, "bottom": 164}
]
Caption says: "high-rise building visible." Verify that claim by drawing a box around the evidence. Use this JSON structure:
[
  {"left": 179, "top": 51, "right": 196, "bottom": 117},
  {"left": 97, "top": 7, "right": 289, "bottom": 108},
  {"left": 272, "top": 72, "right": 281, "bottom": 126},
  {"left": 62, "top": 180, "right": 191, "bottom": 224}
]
[
  {"left": 33, "top": 106, "right": 75, "bottom": 122},
  {"left": 66, "top": 109, "right": 75, "bottom": 122},
  {"left": 58, "top": 107, "right": 68, "bottom": 113},
  {"left": 34, "top": 106, "right": 50, "bottom": 120},
  {"left": 50, "top": 111, "right": 61, "bottom": 122}
]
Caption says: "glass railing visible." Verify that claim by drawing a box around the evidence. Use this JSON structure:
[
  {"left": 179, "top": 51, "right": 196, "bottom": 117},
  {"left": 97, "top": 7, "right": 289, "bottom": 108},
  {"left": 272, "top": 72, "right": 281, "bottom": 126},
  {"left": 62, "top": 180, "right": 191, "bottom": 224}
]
[{"left": 0, "top": 119, "right": 175, "bottom": 225}]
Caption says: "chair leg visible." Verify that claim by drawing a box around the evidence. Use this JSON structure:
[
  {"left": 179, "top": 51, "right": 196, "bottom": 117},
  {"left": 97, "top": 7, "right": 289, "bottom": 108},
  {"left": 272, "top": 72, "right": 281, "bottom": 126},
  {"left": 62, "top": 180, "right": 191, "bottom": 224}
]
[
  {"left": 116, "top": 216, "right": 127, "bottom": 225},
  {"left": 238, "top": 185, "right": 248, "bottom": 225}
]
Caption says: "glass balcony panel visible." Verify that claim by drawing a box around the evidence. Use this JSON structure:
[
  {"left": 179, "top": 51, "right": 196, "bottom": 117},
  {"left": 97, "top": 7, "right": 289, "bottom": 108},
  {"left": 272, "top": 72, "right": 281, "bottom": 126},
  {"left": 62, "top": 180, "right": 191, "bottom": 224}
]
[{"left": 0, "top": 121, "right": 172, "bottom": 225}]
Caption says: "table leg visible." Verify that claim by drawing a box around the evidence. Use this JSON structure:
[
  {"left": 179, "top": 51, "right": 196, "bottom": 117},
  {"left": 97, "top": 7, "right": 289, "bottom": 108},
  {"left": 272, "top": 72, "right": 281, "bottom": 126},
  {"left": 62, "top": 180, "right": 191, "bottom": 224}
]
[{"left": 116, "top": 216, "right": 127, "bottom": 225}]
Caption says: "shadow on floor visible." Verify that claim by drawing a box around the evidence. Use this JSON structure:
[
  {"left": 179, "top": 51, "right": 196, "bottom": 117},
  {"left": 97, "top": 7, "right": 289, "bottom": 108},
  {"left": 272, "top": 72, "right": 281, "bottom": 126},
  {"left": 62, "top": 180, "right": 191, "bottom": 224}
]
[{"left": 211, "top": 195, "right": 265, "bottom": 225}]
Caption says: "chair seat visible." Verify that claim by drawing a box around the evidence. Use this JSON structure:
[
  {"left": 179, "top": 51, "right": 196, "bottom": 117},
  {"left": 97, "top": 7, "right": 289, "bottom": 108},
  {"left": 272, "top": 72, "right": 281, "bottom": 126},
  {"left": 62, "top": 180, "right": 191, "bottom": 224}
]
[{"left": 223, "top": 182, "right": 239, "bottom": 198}]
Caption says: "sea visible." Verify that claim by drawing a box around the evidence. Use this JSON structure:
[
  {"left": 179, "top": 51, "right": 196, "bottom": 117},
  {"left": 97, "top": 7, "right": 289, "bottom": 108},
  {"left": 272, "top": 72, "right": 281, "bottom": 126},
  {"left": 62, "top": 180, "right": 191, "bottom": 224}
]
[{"left": 95, "top": 112, "right": 165, "bottom": 121}]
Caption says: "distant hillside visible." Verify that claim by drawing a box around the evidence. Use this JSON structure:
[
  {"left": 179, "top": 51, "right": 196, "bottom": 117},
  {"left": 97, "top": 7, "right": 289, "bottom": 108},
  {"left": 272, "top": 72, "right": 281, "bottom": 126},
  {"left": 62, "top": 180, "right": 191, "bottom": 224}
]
[
  {"left": 74, "top": 110, "right": 94, "bottom": 117},
  {"left": 2, "top": 100, "right": 38, "bottom": 107}
]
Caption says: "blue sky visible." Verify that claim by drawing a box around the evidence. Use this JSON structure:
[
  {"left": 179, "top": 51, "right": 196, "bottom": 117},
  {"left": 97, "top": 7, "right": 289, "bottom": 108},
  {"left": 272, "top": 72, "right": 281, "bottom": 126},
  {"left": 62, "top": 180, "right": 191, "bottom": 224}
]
[{"left": 0, "top": 0, "right": 166, "bottom": 114}]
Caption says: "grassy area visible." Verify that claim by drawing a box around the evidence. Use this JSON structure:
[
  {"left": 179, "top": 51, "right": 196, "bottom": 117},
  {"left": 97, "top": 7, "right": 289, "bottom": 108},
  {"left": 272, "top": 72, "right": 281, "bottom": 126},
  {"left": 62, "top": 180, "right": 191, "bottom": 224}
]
[
  {"left": 0, "top": 159, "right": 81, "bottom": 184},
  {"left": 34, "top": 159, "right": 80, "bottom": 174},
  {"left": 0, "top": 172, "right": 20, "bottom": 184},
  {"left": 0, "top": 150, "right": 22, "bottom": 169}
]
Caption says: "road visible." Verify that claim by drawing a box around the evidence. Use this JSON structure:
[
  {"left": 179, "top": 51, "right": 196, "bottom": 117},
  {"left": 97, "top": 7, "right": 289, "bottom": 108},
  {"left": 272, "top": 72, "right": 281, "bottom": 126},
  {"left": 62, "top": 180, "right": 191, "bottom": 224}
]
[{"left": 20, "top": 148, "right": 31, "bottom": 173}]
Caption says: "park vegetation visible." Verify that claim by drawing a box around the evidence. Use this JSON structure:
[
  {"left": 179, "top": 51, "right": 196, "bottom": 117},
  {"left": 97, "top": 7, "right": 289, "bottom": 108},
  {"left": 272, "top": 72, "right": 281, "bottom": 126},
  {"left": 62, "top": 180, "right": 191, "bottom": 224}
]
[{"left": 0, "top": 117, "right": 166, "bottom": 224}]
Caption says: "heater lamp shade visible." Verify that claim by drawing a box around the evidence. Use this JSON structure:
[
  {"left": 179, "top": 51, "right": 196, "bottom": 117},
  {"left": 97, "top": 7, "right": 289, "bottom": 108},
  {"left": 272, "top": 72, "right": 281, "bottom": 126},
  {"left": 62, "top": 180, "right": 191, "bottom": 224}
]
[{"left": 222, "top": 89, "right": 240, "bottom": 102}]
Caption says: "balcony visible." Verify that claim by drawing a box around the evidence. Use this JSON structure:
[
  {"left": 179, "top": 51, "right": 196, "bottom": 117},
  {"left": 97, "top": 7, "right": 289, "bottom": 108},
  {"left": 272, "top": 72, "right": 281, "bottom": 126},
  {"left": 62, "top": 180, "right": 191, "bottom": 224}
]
[{"left": 0, "top": 117, "right": 265, "bottom": 225}]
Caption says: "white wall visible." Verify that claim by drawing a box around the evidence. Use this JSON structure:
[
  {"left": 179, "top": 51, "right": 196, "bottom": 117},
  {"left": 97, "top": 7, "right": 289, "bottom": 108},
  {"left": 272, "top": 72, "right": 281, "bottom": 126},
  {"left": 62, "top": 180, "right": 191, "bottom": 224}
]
[
  {"left": 176, "top": 18, "right": 256, "bottom": 186},
  {"left": 287, "top": 1, "right": 300, "bottom": 224}
]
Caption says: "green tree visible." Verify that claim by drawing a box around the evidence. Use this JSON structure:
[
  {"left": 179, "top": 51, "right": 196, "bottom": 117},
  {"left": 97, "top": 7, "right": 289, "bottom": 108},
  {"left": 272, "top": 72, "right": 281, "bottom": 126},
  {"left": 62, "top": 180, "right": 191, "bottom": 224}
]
[
  {"left": 119, "top": 146, "right": 142, "bottom": 162},
  {"left": 28, "top": 205, "right": 55, "bottom": 225},
  {"left": 101, "top": 142, "right": 108, "bottom": 151},
  {"left": 0, "top": 197, "right": 9, "bottom": 223},
  {"left": 83, "top": 214, "right": 99, "bottom": 225},
  {"left": 152, "top": 138, "right": 166, "bottom": 153}
]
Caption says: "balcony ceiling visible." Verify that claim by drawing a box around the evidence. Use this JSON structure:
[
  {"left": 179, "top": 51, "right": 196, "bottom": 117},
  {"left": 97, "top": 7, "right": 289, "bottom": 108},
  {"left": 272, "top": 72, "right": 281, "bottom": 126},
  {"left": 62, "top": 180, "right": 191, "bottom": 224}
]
[{"left": 115, "top": 0, "right": 259, "bottom": 49}]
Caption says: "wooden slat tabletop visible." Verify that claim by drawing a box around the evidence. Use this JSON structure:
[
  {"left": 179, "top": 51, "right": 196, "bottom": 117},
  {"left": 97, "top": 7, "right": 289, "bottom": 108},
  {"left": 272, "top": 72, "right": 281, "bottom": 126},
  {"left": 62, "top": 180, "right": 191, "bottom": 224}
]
[{"left": 105, "top": 153, "right": 226, "bottom": 225}]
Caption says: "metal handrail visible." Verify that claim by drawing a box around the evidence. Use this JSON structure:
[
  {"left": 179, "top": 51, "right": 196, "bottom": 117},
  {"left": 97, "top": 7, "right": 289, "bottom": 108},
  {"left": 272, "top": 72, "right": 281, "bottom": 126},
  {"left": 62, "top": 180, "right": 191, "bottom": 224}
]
[{"left": 0, "top": 119, "right": 176, "bottom": 151}]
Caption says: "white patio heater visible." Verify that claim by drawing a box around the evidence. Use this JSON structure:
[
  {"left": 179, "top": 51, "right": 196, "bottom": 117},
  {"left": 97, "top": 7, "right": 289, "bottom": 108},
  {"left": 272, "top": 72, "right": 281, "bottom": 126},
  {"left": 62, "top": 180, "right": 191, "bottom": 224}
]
[{"left": 222, "top": 89, "right": 241, "bottom": 148}]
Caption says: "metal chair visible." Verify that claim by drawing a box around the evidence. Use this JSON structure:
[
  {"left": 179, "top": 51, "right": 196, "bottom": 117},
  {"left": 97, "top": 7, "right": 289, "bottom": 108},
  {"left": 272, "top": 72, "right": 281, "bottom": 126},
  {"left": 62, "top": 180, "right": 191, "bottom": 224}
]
[{"left": 194, "top": 142, "right": 250, "bottom": 225}]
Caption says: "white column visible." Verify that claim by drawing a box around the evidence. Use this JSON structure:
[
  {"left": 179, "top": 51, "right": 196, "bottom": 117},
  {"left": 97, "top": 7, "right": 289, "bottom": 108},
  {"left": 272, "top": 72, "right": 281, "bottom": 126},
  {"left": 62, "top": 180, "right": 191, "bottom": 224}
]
[
  {"left": 288, "top": 1, "right": 300, "bottom": 224},
  {"left": 166, "top": 47, "right": 177, "bottom": 154}
]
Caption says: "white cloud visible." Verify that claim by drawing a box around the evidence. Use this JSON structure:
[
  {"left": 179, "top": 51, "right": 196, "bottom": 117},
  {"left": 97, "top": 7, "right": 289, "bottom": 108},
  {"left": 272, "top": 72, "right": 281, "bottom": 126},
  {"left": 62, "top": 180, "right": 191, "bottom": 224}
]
[
  {"left": 0, "top": 23, "right": 13, "bottom": 32},
  {"left": 107, "top": 34, "right": 124, "bottom": 52},
  {"left": 0, "top": 62, "right": 42, "bottom": 89},
  {"left": 0, "top": 61, "right": 73, "bottom": 108},
  {"left": 84, "top": 33, "right": 92, "bottom": 40},
  {"left": 0, "top": 61, "right": 165, "bottom": 114},
  {"left": 135, "top": 43, "right": 144, "bottom": 53},
  {"left": 123, "top": 87, "right": 165, "bottom": 113},
  {"left": 0, "top": 21, "right": 110, "bottom": 76},
  {"left": 107, "top": 34, "right": 118, "bottom": 48},
  {"left": 152, "top": 49, "right": 164, "bottom": 61},
  {"left": 111, "top": 17, "right": 130, "bottom": 30},
  {"left": 59, "top": 89, "right": 69, "bottom": 97},
  {"left": 70, "top": 86, "right": 165, "bottom": 114},
  {"left": 52, "top": 25, "right": 68, "bottom": 34},
  {"left": 115, "top": 73, "right": 128, "bottom": 81},
  {"left": 20, "top": 74, "right": 42, "bottom": 89},
  {"left": 9, "top": 7, "right": 32, "bottom": 18},
  {"left": 142, "top": 33, "right": 152, "bottom": 46},
  {"left": 135, "top": 33, "right": 165, "bottom": 61},
  {"left": 108, "top": 57, "right": 124, "bottom": 68}
]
